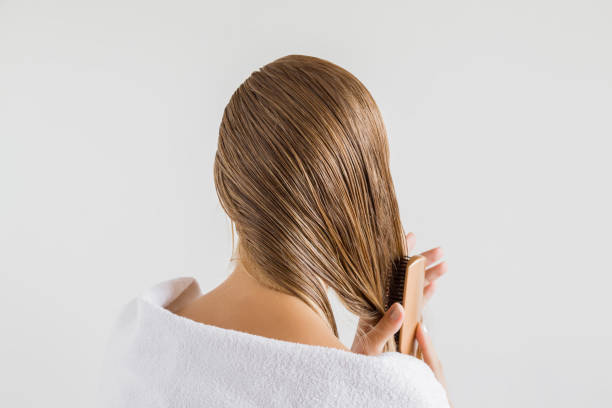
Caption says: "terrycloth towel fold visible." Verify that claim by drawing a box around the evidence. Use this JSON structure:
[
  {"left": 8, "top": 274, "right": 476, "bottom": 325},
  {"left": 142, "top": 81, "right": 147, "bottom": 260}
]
[{"left": 100, "top": 277, "right": 450, "bottom": 407}]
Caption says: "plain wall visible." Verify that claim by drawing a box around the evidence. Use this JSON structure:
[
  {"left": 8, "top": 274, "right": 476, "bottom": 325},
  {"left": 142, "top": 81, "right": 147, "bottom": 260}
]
[{"left": 1, "top": 1, "right": 610, "bottom": 407}]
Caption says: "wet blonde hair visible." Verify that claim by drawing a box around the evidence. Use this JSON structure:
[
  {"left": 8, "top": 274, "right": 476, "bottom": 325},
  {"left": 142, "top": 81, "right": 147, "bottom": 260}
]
[{"left": 214, "top": 55, "right": 407, "bottom": 352}]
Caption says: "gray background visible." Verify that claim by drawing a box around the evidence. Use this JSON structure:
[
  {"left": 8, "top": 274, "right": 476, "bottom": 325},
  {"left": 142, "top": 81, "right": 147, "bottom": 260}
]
[{"left": 1, "top": 1, "right": 611, "bottom": 407}]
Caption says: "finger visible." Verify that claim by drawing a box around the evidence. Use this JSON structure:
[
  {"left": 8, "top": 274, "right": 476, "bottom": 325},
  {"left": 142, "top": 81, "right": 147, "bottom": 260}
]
[
  {"left": 420, "top": 246, "right": 443, "bottom": 267},
  {"left": 416, "top": 323, "right": 448, "bottom": 390},
  {"left": 424, "top": 261, "right": 448, "bottom": 285},
  {"left": 423, "top": 280, "right": 436, "bottom": 303},
  {"left": 416, "top": 323, "right": 439, "bottom": 371},
  {"left": 364, "top": 303, "right": 404, "bottom": 353},
  {"left": 405, "top": 232, "right": 416, "bottom": 253}
]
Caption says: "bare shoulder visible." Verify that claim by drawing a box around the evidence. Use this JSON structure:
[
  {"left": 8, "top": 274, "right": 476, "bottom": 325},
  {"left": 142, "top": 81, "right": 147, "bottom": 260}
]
[{"left": 174, "top": 287, "right": 347, "bottom": 351}]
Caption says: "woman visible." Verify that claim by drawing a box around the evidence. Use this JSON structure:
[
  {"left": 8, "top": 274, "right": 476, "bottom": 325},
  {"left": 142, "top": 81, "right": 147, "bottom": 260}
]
[{"left": 101, "top": 55, "right": 451, "bottom": 407}]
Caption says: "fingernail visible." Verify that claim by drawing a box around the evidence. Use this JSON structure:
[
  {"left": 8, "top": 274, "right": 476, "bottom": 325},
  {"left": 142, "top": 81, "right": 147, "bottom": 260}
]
[{"left": 390, "top": 304, "right": 402, "bottom": 321}]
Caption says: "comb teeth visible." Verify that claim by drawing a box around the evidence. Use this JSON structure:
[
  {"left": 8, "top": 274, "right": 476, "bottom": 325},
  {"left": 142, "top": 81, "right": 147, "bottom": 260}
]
[{"left": 385, "top": 256, "right": 410, "bottom": 347}]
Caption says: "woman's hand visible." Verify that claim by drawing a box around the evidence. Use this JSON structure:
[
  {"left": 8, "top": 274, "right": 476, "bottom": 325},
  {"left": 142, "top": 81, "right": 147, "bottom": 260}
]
[
  {"left": 350, "top": 302, "right": 405, "bottom": 355},
  {"left": 404, "top": 232, "right": 448, "bottom": 306},
  {"left": 416, "top": 323, "right": 452, "bottom": 406},
  {"left": 351, "top": 232, "right": 448, "bottom": 356}
]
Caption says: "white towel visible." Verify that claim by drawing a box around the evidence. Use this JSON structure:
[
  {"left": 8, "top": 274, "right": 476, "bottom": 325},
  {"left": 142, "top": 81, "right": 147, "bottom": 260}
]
[{"left": 100, "top": 277, "right": 450, "bottom": 408}]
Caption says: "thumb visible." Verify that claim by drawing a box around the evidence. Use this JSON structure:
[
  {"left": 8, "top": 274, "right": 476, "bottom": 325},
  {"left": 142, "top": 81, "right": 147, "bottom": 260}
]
[{"left": 363, "top": 302, "right": 404, "bottom": 354}]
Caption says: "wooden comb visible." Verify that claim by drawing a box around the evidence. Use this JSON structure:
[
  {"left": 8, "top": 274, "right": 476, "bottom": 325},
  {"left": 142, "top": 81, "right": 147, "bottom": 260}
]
[{"left": 385, "top": 255, "right": 426, "bottom": 356}]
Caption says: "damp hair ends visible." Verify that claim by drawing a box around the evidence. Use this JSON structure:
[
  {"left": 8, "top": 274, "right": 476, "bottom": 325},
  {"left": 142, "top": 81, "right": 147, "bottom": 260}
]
[{"left": 214, "top": 55, "right": 407, "bottom": 352}]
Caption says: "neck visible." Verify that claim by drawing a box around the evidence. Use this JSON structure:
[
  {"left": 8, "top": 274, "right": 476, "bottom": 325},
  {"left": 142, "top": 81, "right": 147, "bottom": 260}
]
[{"left": 176, "top": 261, "right": 347, "bottom": 351}]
